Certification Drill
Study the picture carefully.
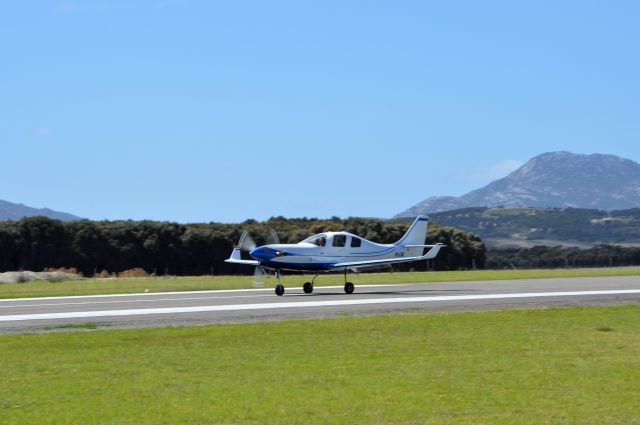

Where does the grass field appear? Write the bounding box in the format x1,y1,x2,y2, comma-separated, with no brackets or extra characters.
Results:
1,305,639,424
1,267,640,299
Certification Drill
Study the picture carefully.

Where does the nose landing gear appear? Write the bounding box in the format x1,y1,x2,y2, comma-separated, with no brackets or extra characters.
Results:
344,281,354,294
275,269,284,296
303,273,320,294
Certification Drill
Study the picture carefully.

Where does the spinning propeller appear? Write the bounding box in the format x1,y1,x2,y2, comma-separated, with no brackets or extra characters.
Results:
236,228,280,287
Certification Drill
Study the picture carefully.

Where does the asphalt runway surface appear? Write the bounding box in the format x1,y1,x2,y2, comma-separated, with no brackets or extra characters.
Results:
2,276,640,333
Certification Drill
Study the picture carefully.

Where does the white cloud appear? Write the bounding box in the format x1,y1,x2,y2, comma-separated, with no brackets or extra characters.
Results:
456,159,524,182
29,128,52,138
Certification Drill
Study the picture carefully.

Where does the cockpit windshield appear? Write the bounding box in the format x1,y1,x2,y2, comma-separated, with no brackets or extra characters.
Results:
302,234,327,247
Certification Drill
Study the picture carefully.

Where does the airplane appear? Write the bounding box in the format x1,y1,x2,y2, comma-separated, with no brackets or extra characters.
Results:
225,215,445,296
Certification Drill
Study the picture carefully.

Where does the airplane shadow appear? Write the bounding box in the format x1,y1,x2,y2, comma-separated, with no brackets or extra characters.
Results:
286,288,478,297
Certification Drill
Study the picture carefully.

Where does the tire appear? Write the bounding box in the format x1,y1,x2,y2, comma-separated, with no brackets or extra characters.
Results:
344,282,354,294
275,284,285,296
303,282,313,294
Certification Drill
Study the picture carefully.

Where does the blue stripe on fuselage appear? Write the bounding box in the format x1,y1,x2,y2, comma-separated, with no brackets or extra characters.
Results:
259,260,335,271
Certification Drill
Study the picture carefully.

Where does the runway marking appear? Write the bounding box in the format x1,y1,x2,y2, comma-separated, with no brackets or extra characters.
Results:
0,284,413,303
0,294,277,309
0,289,639,322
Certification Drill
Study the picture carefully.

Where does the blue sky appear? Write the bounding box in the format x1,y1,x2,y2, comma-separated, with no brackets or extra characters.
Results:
2,1,639,223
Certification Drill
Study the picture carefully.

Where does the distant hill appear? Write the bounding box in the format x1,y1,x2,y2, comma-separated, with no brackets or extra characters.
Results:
395,151,640,217
0,199,80,221
429,207,640,248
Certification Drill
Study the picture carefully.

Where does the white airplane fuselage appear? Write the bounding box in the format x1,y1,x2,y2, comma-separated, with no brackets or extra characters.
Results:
225,216,443,295
249,235,419,271
240,216,440,272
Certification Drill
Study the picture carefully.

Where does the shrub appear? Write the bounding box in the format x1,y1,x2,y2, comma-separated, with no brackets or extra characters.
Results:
118,268,149,278
44,267,79,275
97,270,112,279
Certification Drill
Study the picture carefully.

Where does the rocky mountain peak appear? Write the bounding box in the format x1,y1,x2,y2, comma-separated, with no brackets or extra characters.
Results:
394,151,640,218
0,199,80,221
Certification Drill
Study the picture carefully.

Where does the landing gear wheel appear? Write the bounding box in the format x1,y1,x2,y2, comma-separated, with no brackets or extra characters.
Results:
303,282,313,294
275,284,285,296
344,282,354,294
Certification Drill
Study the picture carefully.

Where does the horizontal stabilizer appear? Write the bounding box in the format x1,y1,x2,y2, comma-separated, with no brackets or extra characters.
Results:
403,244,437,248
225,248,260,265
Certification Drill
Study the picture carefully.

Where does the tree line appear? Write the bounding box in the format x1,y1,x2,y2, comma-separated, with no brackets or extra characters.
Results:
0,216,486,276
486,245,640,269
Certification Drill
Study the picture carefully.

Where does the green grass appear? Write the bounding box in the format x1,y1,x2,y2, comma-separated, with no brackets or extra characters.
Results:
1,267,640,299
1,306,640,424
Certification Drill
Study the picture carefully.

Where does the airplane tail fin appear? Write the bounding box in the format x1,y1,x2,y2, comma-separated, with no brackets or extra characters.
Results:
396,216,429,257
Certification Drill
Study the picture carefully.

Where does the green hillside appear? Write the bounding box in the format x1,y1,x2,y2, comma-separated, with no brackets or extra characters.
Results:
431,207,640,245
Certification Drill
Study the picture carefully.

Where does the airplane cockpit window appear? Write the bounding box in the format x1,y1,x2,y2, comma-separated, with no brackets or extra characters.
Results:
351,237,362,248
333,234,346,247
304,235,327,247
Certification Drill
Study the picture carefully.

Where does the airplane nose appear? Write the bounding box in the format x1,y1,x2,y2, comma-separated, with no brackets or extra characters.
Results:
249,246,273,261
249,247,261,260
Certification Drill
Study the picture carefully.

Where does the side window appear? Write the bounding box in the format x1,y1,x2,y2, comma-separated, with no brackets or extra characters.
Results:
308,235,326,247
333,235,346,247
351,237,362,248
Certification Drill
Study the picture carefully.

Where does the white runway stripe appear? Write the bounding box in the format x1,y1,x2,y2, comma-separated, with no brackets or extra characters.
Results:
0,284,411,303
0,289,639,322
0,294,276,309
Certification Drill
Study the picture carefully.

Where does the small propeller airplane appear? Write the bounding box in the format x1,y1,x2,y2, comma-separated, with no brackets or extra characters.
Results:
226,215,444,296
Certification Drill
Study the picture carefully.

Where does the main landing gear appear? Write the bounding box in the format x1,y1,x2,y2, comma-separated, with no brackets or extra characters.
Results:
273,269,355,296
343,268,354,294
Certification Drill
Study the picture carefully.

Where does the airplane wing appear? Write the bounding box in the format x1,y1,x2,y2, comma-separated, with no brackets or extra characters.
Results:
330,243,445,269
224,248,260,266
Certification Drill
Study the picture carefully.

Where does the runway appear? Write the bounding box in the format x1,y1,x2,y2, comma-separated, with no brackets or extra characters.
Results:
1,275,640,333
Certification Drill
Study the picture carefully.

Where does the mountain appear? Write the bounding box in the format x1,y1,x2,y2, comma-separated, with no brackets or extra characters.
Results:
0,199,81,221
395,151,640,217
